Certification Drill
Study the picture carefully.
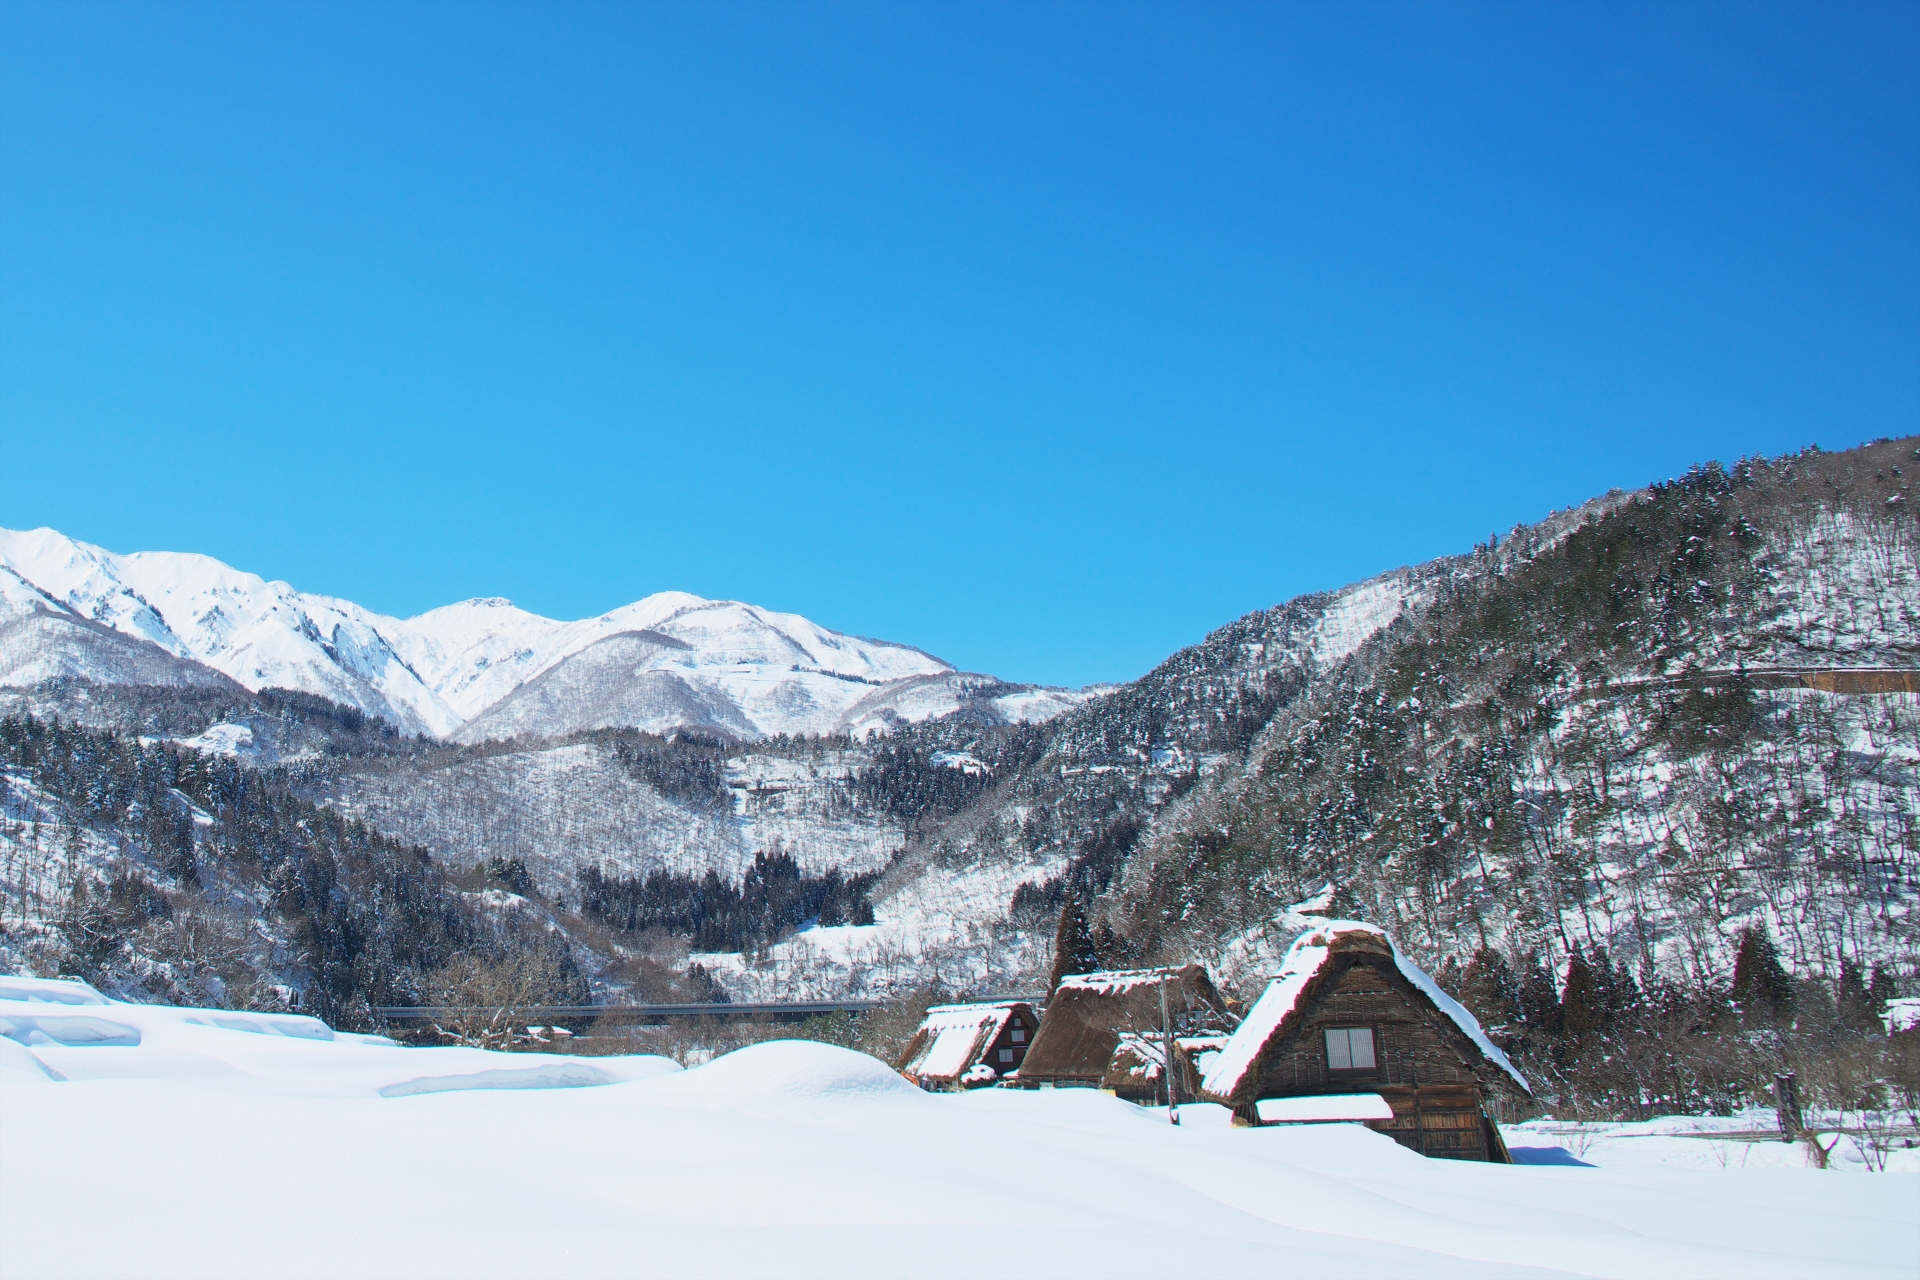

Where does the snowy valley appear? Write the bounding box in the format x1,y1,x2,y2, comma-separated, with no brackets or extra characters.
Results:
1,974,1913,1280
0,441,1916,1125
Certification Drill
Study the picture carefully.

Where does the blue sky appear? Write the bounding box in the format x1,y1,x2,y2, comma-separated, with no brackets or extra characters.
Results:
3,1,1915,688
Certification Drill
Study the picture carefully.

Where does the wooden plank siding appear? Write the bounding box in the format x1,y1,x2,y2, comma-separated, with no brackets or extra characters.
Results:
1242,963,1486,1096
1211,933,1524,1162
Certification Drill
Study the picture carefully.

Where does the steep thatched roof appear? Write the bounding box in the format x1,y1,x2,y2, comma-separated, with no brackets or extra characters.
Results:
1200,922,1529,1103
896,1001,1034,1085
1020,965,1228,1083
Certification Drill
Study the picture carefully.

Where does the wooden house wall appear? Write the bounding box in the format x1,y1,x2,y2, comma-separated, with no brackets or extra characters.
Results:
1238,954,1510,1162
1243,959,1488,1098
981,1005,1037,1077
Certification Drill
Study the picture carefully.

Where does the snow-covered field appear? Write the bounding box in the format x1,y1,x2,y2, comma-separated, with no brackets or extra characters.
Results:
3,979,1912,1280
1506,1113,1920,1175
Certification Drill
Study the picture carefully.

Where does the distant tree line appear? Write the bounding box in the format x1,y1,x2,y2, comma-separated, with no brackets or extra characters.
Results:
850,725,1046,836
576,849,878,953
1442,924,1916,1121
603,729,732,812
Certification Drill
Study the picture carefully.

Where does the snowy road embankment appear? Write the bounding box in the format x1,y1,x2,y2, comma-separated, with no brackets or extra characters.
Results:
1,981,1912,1280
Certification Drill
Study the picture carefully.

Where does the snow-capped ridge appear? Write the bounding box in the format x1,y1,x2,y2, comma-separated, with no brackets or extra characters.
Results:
0,527,1087,742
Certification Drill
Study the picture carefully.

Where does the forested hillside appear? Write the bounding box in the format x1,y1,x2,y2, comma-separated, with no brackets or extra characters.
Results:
1100,441,1916,982
1,440,1913,1079
0,714,582,1027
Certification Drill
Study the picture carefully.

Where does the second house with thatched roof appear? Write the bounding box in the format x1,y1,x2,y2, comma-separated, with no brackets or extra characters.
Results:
1199,921,1529,1161
1015,965,1235,1104
896,1000,1040,1090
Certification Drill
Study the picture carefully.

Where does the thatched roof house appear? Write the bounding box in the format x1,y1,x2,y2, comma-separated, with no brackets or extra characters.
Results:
1105,1031,1233,1104
896,1001,1039,1090
1017,965,1233,1103
1199,922,1529,1161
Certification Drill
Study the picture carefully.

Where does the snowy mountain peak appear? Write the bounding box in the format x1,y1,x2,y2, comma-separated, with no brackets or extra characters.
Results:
0,527,461,736
0,527,1072,741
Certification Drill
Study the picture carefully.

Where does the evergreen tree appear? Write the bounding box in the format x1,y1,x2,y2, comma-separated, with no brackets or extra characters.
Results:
1517,955,1563,1046
1867,965,1899,1013
1456,947,1521,1032
1729,925,1795,1022
1836,959,1881,1034
1048,893,1101,995
1560,947,1600,1041
1603,950,1641,1021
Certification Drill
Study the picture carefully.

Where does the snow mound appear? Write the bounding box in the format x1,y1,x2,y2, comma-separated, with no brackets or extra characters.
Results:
662,1040,921,1106
380,1063,627,1097
0,976,679,1098
0,1034,63,1083
0,976,111,1005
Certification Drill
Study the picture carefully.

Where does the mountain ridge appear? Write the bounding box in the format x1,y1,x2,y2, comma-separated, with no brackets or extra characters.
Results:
0,528,1093,741
1,439,1912,1039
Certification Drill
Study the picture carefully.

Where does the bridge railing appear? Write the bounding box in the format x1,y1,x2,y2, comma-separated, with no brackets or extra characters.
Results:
371,999,894,1026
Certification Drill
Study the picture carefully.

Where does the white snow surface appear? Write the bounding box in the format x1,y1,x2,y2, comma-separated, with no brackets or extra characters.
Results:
1257,1093,1396,1122
0,527,1091,741
3,980,1913,1280
1308,570,1425,670
1885,998,1920,1035
1203,921,1529,1099
168,722,259,759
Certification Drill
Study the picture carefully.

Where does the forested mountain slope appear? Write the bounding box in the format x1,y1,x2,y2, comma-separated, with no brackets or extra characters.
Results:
1,440,1912,1033
0,713,582,1025
1095,441,1917,997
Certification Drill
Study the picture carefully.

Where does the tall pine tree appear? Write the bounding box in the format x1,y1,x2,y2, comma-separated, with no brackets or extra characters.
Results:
1517,955,1564,1047
1048,893,1101,995
1836,959,1881,1034
1457,947,1521,1033
1560,947,1601,1042
1730,925,1795,1022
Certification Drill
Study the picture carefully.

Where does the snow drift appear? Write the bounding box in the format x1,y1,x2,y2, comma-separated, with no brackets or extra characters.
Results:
2,977,1912,1280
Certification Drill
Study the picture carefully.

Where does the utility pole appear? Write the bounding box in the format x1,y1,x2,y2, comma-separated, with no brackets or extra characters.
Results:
1160,974,1180,1126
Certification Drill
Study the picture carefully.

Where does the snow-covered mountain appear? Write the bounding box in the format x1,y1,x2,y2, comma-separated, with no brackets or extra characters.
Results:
0,527,1092,740
0,528,465,735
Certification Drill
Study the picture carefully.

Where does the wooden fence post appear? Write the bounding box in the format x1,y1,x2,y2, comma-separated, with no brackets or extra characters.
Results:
1773,1072,1802,1141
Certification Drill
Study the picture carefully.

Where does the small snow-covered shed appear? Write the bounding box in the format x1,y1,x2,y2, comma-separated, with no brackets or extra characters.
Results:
1199,922,1529,1162
895,1001,1039,1090
1017,965,1233,1103
1105,1032,1233,1105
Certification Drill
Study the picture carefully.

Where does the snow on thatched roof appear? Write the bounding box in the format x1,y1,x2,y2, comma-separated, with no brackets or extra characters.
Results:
899,1001,1025,1082
1200,921,1529,1098
1023,965,1228,1085
1056,967,1188,995
1109,1032,1233,1084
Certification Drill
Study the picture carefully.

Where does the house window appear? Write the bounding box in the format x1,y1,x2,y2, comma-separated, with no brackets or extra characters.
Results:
998,1048,1015,1063
1324,1027,1376,1071
1011,1028,1026,1043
